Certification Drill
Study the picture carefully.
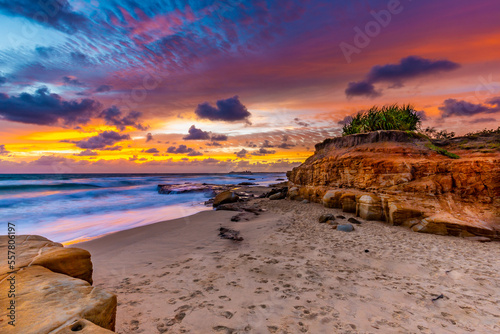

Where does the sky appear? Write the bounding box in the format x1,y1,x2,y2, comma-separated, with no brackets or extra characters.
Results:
0,0,499,173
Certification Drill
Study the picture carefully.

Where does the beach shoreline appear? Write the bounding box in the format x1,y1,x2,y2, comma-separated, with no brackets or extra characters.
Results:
75,190,500,333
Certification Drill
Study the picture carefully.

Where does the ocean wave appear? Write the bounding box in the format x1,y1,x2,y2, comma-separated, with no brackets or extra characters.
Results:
0,183,102,192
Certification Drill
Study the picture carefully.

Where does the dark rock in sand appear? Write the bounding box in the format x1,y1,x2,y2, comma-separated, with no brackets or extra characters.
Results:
216,203,242,212
269,192,286,200
348,217,362,225
319,214,335,224
219,227,243,241
231,215,241,222
238,182,256,186
302,200,309,204
432,294,445,302
337,224,355,232
337,215,345,219
217,203,262,215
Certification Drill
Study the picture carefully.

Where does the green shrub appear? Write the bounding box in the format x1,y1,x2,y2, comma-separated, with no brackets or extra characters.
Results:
426,143,460,159
464,126,500,138
342,104,421,136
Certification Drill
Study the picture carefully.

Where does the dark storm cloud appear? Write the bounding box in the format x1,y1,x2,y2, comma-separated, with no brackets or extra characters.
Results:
235,149,248,158
0,87,101,126
345,81,381,98
146,133,154,142
0,0,88,33
0,75,6,85
74,131,130,150
183,125,229,141
367,56,460,85
195,96,251,123
439,97,500,118
210,134,228,141
99,106,147,131
346,56,460,98
167,145,193,154
183,125,210,140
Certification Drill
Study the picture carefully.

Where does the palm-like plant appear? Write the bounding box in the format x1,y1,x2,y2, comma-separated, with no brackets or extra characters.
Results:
342,104,421,136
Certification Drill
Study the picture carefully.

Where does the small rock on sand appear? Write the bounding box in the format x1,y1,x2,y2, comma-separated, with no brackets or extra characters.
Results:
348,217,362,224
319,214,335,224
337,224,355,232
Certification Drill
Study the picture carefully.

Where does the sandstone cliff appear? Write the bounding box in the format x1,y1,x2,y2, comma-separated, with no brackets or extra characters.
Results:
288,131,500,239
0,235,116,333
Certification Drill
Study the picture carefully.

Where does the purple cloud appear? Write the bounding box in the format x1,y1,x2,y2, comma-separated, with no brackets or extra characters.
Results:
0,144,10,155
75,149,98,156
0,87,101,127
195,96,251,123
346,56,460,98
183,125,210,140
74,131,130,150
99,106,147,131
439,97,500,118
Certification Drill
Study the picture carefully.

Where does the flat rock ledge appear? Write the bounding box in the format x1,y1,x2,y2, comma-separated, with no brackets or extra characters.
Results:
0,235,116,334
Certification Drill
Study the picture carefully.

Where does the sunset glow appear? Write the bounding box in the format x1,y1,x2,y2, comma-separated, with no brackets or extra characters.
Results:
0,0,499,173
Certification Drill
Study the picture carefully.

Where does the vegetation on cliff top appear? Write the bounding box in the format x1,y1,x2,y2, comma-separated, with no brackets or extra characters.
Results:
341,104,421,136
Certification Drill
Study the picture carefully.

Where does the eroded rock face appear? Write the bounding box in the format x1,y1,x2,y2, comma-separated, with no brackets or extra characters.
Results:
0,235,117,333
288,131,500,239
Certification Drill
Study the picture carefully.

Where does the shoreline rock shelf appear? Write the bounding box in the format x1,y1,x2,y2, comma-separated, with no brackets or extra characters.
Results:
0,235,117,333
287,130,500,240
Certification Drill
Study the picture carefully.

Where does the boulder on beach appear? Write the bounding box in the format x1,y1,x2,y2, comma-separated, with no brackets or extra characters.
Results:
0,235,117,333
213,191,239,207
31,247,93,284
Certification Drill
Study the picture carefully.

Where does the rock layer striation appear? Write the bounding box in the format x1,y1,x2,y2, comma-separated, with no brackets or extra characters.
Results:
288,131,500,239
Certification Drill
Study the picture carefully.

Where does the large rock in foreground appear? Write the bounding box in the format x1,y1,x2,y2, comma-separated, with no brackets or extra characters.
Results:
288,131,500,239
0,235,116,333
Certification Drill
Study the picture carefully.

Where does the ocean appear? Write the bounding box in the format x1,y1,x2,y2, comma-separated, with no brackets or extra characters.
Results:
0,173,285,244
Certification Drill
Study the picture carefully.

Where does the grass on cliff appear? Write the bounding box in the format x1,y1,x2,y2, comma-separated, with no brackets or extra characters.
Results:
342,104,421,136
425,143,460,159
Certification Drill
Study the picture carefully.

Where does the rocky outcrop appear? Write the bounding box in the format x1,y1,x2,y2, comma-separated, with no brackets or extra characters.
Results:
213,190,240,207
158,183,231,194
0,235,117,333
288,131,500,240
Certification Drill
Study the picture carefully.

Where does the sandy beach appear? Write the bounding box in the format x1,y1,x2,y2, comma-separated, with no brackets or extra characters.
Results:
74,187,500,334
